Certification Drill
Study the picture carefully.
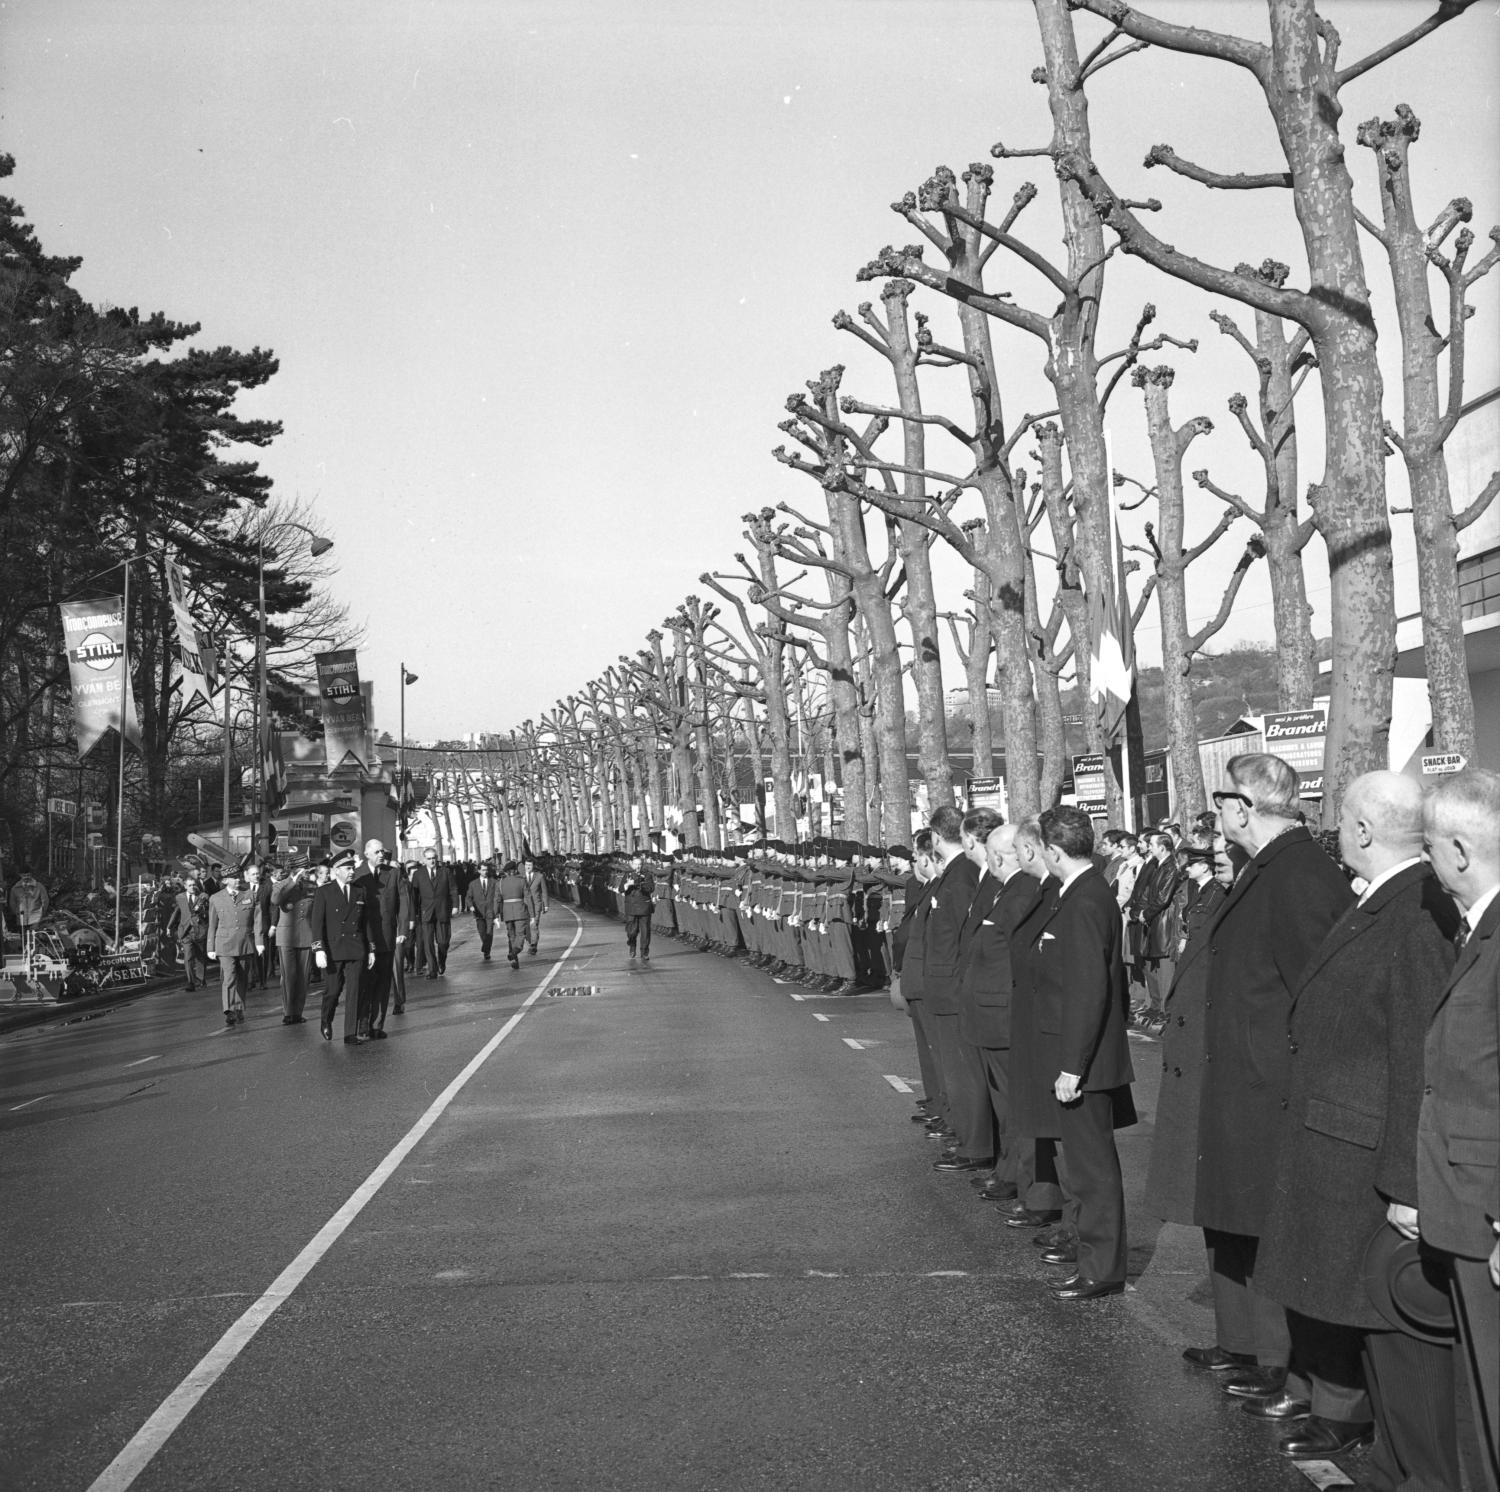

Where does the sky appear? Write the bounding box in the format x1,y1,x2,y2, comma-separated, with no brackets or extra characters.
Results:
4,0,1498,742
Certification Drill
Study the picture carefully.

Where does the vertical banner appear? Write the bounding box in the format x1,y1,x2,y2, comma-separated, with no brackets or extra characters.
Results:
315,649,370,769
164,559,217,707
60,597,141,758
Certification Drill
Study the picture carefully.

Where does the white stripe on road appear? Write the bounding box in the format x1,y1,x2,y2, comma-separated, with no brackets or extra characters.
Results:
123,1055,160,1068
882,1074,914,1094
812,1013,830,1022
85,909,586,1492
9,1093,52,1111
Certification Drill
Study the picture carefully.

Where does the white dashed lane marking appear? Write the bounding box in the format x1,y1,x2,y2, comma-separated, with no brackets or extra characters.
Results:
882,1074,914,1094
124,1055,161,1068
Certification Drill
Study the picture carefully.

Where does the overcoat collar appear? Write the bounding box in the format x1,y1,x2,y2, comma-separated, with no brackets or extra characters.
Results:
1210,822,1314,932
1289,860,1425,1008
1033,863,1105,935
1434,892,1500,1015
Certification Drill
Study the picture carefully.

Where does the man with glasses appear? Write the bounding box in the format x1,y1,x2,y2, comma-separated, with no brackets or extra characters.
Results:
1198,754,1353,1419
412,848,455,979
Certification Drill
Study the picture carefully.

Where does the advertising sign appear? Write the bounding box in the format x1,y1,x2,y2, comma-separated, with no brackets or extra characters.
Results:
1262,707,1327,797
60,597,141,758
164,560,217,708
967,775,1007,815
1421,752,1467,775
314,649,371,770
47,798,77,818
1070,753,1108,814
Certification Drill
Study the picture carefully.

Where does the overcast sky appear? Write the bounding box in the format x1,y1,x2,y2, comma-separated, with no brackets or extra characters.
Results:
5,0,1497,740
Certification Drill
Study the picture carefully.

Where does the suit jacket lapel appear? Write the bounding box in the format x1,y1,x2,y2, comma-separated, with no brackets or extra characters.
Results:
1433,895,1500,1014
1290,863,1421,1008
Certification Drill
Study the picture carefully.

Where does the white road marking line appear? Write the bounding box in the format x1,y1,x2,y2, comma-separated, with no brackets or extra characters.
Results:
882,1074,914,1093
842,1037,863,1050
9,1093,53,1111
924,1270,969,1277
84,909,586,1492
727,1272,772,1279
812,1013,830,1022
786,991,805,1001
124,1055,160,1068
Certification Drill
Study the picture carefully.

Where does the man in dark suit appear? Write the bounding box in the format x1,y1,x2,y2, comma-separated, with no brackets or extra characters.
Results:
1023,805,1135,1301
920,805,982,1167
466,861,499,961
522,856,547,955
957,822,1043,1202
891,831,942,1128
1416,769,1499,1492
1256,772,1458,1470
168,875,209,992
311,850,373,1044
358,838,411,1038
411,847,454,978
1201,753,1353,1401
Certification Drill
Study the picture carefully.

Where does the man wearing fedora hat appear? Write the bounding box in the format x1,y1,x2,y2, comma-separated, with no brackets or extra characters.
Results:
1414,769,1500,1492
1256,771,1460,1477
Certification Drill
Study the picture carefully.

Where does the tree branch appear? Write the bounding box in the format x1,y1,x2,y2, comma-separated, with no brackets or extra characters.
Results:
1143,143,1291,190
1336,1,1480,89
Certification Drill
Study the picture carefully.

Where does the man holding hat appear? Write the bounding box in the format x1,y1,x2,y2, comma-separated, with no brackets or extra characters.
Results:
312,850,374,1044
1255,771,1459,1474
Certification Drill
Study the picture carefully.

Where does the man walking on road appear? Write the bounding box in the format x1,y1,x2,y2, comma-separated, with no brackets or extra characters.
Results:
466,861,499,961
621,854,655,962
168,875,209,992
206,865,265,1028
523,856,547,954
412,848,454,977
312,850,373,1044
497,861,530,969
358,838,410,1037
272,862,317,1024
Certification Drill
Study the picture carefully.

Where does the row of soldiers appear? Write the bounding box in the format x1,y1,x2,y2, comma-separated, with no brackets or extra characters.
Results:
544,840,915,992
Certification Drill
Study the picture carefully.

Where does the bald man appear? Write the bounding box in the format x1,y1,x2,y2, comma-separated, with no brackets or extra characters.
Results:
1256,772,1460,1475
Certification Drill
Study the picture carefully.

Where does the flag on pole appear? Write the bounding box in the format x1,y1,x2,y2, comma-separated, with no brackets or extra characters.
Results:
1087,498,1136,748
164,559,216,708
60,597,142,757
398,767,417,830
262,728,288,813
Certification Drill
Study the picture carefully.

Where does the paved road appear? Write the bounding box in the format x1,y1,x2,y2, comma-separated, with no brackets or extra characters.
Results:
2,907,1336,1491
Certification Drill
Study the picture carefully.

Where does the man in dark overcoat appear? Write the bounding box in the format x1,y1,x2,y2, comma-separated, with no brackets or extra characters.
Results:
1256,772,1459,1471
1416,769,1500,1492
956,822,1042,1203
1144,841,1235,1368
410,847,454,977
1198,753,1353,1399
891,832,943,1129
1021,805,1136,1300
933,806,1006,1174
1005,820,1065,1228
919,806,981,1160
358,838,411,1038
465,861,499,961
311,851,373,1044
168,875,209,993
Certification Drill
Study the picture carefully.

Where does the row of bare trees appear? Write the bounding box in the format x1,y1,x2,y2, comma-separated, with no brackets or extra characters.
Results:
487,0,1495,853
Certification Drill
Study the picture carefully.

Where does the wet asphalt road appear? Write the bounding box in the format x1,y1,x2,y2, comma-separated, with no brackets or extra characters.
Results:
1,907,1332,1492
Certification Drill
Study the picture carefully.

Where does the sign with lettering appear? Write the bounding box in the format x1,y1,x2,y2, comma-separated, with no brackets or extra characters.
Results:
1070,753,1108,813
1262,707,1327,796
47,798,77,818
1421,752,1467,775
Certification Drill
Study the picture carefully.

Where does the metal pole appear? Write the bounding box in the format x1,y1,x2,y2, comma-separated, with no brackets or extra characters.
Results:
114,560,129,947
257,526,268,862
399,662,406,844
221,652,232,859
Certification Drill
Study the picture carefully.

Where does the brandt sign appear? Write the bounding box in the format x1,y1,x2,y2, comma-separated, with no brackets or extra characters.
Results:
1262,707,1327,794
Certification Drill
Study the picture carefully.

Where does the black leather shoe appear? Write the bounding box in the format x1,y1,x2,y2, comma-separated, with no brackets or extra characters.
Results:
933,1156,990,1172
922,1115,948,1129
369,1028,388,1040
1005,1208,1063,1229
320,1022,332,1041
974,1180,1017,1199
1041,1245,1079,1265
1033,1226,1072,1248
289,1016,307,1024
1277,1417,1373,1457
1241,1392,1313,1422
281,1016,293,1025
911,1112,934,1123
1182,1346,1256,1373
1050,1277,1123,1301
1222,1368,1288,1399
224,1013,235,1028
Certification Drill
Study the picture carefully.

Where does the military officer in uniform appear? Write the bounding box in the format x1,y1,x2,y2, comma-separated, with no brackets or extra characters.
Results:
312,850,374,1044
206,865,266,1028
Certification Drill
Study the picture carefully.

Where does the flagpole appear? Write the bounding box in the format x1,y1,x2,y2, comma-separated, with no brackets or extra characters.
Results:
114,560,129,948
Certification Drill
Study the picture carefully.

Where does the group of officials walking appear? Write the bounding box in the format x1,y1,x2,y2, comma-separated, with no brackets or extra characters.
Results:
170,843,548,1044
892,758,1499,1491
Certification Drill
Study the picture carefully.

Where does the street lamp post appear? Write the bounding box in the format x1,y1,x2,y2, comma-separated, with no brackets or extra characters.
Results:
399,663,418,842
256,518,332,863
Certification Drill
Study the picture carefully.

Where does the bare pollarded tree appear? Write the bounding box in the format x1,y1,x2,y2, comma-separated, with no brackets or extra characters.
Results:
1192,262,1320,711
1059,0,1483,814
1130,364,1264,818
1355,104,1500,760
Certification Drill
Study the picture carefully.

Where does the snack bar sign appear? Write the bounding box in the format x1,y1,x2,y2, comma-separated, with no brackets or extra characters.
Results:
1263,707,1327,797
